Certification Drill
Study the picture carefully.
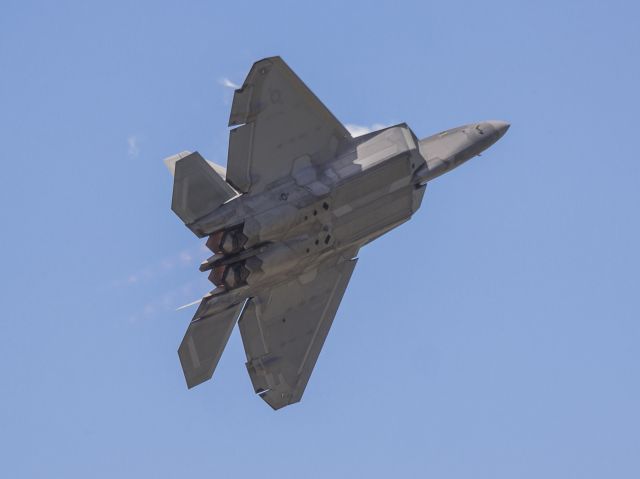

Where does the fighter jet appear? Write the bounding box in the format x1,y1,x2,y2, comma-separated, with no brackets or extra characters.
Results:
165,56,509,410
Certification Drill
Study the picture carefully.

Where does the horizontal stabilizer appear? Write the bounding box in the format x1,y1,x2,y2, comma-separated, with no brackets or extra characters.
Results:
178,300,246,389
170,151,237,225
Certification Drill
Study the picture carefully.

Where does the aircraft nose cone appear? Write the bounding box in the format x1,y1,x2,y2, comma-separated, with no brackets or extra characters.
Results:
487,120,510,139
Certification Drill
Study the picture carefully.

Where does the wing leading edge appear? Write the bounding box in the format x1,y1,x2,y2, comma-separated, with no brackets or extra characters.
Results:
238,256,358,410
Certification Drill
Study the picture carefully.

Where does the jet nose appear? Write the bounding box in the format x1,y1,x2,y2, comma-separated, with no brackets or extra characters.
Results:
487,120,510,139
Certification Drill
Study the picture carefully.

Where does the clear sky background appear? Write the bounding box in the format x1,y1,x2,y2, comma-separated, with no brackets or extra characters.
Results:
1,1,639,477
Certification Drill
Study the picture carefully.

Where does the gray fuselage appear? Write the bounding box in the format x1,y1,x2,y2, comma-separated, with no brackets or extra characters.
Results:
191,120,508,310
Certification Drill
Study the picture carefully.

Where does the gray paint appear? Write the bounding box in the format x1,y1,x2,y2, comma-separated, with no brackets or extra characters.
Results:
165,56,510,409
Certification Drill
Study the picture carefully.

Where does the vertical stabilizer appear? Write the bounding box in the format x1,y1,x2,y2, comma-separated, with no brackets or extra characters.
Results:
165,151,238,225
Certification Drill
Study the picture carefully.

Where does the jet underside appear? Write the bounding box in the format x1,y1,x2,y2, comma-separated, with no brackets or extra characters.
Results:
165,56,509,409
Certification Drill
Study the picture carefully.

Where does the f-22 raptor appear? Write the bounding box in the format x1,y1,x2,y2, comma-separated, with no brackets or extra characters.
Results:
165,56,509,409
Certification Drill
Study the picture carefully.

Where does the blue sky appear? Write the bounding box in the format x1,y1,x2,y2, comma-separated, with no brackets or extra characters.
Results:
1,0,639,477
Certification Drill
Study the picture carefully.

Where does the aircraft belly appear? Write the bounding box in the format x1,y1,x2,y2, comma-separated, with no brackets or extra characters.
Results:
330,154,416,246
333,185,415,245
169,57,511,409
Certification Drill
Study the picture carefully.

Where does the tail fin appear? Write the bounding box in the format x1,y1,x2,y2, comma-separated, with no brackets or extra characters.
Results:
164,151,238,225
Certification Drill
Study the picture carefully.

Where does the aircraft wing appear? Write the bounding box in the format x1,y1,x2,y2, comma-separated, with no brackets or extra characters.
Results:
226,56,351,194
238,255,358,409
